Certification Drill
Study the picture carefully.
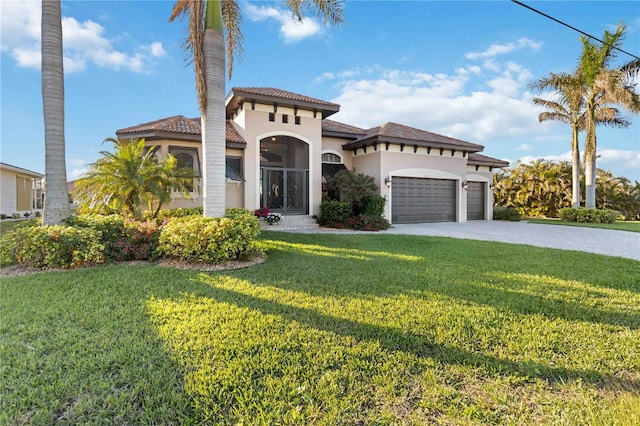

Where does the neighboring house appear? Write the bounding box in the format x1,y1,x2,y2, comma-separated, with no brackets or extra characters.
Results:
0,162,44,216
116,87,508,223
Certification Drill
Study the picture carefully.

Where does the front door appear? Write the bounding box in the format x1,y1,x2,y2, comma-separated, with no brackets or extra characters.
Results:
262,168,308,214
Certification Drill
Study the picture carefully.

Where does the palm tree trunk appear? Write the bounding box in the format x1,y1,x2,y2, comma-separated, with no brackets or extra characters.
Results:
41,0,71,225
584,107,597,208
201,3,226,218
571,128,581,208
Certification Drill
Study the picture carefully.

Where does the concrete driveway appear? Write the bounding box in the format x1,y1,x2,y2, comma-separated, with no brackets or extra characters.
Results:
295,221,640,261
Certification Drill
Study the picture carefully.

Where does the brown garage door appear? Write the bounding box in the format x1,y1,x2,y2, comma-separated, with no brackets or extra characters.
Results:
391,177,456,223
467,181,485,220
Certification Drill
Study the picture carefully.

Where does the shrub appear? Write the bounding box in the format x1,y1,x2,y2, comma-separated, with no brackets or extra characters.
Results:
254,207,270,218
318,200,352,226
561,208,620,224
64,214,164,261
159,210,260,264
361,195,386,217
493,206,521,221
150,207,203,222
328,169,377,214
5,225,104,268
343,215,390,231
0,214,7,220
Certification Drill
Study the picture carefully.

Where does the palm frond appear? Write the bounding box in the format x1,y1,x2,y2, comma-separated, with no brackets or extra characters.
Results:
222,0,243,78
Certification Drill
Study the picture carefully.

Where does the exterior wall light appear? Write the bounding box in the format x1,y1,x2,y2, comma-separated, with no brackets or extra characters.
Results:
489,183,495,190
462,180,468,190
384,176,392,188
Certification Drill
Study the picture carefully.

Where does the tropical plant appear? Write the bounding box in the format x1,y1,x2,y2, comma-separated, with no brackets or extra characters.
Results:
41,0,71,225
169,0,343,218
73,138,196,220
530,72,585,208
578,23,640,208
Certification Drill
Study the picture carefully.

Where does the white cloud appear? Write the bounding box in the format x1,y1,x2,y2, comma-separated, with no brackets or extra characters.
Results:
0,0,164,73
516,144,532,151
245,3,324,43
597,149,640,179
70,168,88,179
465,37,542,60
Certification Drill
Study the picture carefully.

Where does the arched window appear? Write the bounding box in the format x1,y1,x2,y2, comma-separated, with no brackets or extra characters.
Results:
321,152,342,164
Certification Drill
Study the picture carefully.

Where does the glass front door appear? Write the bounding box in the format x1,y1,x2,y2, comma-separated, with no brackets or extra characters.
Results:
261,168,307,214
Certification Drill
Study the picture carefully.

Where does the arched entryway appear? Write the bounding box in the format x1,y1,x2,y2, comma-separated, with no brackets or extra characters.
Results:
260,136,309,214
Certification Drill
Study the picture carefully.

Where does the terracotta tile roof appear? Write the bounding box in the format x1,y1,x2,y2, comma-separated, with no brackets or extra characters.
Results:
322,119,366,136
115,115,246,145
343,122,484,152
117,115,201,135
231,87,340,108
468,153,509,168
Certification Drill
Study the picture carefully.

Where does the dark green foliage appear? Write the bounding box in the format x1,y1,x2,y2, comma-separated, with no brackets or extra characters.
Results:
328,169,377,214
361,195,386,217
494,159,640,219
158,210,261,263
493,206,522,221
148,206,204,222
560,208,620,224
2,225,105,268
318,200,352,225
344,215,390,231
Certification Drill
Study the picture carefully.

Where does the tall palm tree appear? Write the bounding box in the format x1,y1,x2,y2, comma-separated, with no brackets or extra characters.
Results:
531,72,585,208
170,0,343,217
579,23,640,208
41,0,71,225
74,138,195,220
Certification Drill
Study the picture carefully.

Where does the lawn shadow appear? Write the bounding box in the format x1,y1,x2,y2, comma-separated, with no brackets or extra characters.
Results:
250,235,640,330
184,275,640,392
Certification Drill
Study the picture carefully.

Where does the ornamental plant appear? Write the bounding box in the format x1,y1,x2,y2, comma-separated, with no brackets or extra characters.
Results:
254,207,270,218
265,212,282,225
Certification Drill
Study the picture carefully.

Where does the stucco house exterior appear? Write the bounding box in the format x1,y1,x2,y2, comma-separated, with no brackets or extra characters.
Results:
0,162,44,216
116,87,508,224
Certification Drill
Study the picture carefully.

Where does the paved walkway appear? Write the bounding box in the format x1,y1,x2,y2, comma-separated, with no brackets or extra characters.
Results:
287,221,640,261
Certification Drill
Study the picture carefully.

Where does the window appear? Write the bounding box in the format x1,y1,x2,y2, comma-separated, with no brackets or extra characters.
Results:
268,112,275,122
169,146,200,193
321,152,342,164
295,116,301,125
282,114,288,124
226,156,244,182
16,176,31,211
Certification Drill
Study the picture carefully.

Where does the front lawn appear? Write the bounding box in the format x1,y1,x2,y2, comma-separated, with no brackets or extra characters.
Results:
2,232,639,424
525,217,640,232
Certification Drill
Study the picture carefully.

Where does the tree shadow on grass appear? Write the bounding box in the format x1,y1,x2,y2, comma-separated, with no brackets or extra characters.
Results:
185,276,640,393
248,236,640,330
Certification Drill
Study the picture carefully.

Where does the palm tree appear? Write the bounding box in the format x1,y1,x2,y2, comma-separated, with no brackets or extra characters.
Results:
41,0,71,225
531,72,585,208
73,138,195,220
579,23,640,208
169,0,343,217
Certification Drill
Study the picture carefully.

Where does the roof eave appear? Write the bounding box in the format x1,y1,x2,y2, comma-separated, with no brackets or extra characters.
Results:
343,135,484,152
227,91,340,119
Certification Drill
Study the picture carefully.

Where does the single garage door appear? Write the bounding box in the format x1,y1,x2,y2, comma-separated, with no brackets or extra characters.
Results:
467,181,485,220
392,177,456,223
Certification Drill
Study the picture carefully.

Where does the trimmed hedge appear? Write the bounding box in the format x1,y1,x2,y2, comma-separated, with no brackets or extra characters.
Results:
318,201,352,226
158,209,261,264
3,225,105,268
493,206,521,221
559,208,620,224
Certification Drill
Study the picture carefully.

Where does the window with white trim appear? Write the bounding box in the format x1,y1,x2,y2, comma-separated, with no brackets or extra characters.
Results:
321,152,342,164
169,146,200,193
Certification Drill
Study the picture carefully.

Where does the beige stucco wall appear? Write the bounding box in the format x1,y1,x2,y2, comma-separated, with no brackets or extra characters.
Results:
321,137,354,170
351,146,470,223
232,102,324,215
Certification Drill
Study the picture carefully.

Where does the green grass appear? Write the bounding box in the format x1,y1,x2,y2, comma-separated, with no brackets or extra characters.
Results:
2,231,639,425
525,217,640,232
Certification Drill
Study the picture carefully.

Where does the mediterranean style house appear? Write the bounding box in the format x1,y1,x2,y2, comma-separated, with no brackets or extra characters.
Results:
0,162,43,216
116,87,508,224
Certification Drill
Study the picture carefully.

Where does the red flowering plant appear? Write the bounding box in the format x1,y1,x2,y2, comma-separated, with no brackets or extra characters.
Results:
254,207,270,218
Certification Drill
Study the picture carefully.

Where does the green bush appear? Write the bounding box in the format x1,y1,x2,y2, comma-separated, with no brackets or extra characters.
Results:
149,207,203,222
158,211,260,264
5,225,105,268
318,200,352,226
344,215,390,231
493,206,521,221
64,214,164,261
561,208,619,224
361,195,386,217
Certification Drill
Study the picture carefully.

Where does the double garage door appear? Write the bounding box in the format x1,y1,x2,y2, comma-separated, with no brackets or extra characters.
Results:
391,177,486,223
391,177,456,223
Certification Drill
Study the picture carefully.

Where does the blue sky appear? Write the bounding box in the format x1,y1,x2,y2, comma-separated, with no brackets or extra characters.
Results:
1,0,639,181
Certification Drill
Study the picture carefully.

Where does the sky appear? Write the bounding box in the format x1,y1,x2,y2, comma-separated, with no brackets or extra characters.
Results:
1,0,639,182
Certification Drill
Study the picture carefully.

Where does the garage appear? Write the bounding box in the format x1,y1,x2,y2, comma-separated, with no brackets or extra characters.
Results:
391,177,457,223
467,181,485,220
